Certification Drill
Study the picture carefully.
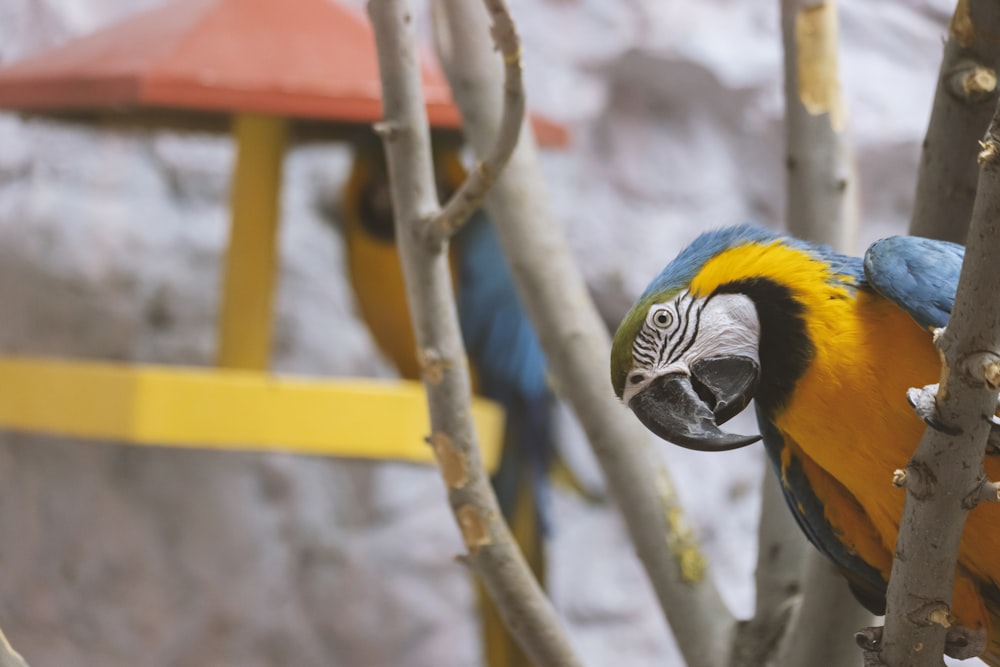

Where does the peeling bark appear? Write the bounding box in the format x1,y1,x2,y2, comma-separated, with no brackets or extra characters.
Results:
782,0,858,252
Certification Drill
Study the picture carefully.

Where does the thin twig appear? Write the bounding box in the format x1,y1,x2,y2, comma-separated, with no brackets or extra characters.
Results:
878,100,1000,667
909,0,1000,243
365,2,583,666
427,0,525,246
431,2,736,666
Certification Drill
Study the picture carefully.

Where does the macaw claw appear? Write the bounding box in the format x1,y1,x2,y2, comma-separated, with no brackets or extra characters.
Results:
906,384,963,436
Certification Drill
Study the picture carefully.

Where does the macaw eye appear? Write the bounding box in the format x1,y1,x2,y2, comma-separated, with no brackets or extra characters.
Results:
651,308,673,329
628,372,645,385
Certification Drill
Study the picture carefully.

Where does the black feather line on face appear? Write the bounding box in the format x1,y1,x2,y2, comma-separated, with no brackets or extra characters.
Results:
662,295,696,366
671,295,712,367
712,278,813,418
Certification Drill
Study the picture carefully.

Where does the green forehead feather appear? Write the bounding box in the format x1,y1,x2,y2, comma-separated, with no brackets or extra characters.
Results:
610,288,683,398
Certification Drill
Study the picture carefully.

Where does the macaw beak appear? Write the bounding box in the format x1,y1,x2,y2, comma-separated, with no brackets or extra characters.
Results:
629,356,761,451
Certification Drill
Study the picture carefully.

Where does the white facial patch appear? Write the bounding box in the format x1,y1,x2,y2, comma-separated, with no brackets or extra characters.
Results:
623,292,760,404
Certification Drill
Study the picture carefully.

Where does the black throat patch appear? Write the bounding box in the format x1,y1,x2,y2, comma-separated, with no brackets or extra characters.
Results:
712,277,813,418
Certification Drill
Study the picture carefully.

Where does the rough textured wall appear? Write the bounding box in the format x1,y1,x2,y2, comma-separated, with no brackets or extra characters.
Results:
0,0,962,666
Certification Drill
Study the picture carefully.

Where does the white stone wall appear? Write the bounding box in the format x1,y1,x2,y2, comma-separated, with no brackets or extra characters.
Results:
0,0,971,666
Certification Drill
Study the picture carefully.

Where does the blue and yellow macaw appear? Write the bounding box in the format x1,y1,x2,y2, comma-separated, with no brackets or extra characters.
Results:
610,224,1000,664
339,132,553,667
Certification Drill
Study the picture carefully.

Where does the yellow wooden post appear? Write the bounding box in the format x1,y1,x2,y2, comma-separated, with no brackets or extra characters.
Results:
217,113,289,370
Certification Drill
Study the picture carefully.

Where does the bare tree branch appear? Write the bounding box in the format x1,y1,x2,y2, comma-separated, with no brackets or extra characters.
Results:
365,2,583,665
779,555,869,667
432,2,737,666
875,102,1000,666
0,627,27,667
730,471,807,667
910,0,1000,243
781,0,858,251
733,473,870,667
754,470,809,621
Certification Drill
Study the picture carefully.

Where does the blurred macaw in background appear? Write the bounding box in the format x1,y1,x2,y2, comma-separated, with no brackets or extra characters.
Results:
610,224,1000,664
334,131,556,667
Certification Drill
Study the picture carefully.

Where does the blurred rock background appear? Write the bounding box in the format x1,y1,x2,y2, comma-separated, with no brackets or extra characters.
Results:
0,0,962,665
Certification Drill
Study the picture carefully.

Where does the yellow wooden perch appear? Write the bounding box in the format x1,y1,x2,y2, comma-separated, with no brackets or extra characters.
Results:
0,356,504,468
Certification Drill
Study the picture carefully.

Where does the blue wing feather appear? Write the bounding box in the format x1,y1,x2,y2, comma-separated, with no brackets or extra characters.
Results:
454,211,554,529
454,211,549,401
863,236,964,330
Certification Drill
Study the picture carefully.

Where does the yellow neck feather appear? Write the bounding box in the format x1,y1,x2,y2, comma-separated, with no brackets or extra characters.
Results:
689,240,856,302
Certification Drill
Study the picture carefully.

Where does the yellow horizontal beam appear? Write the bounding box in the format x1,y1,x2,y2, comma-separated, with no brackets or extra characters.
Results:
0,356,504,470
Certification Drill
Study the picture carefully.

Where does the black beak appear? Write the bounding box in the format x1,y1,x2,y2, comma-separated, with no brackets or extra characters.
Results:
628,356,761,451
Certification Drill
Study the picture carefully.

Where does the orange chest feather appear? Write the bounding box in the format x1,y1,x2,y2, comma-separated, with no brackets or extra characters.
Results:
772,290,1000,612
772,292,939,555
343,218,461,382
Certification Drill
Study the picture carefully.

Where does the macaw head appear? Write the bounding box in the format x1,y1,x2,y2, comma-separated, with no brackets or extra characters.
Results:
343,130,468,243
610,226,779,451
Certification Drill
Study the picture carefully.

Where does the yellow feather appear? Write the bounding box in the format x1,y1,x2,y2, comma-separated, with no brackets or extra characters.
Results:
341,146,467,382
342,155,423,379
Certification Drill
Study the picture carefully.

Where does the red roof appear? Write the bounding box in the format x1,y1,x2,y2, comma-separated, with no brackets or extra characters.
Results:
0,0,567,146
